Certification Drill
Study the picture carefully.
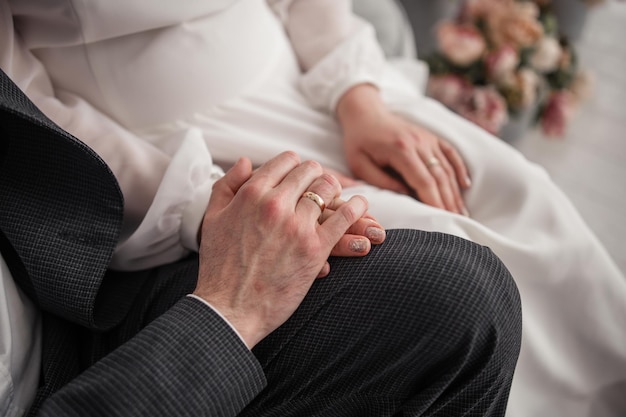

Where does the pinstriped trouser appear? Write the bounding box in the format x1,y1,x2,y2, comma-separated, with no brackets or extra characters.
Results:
113,229,521,417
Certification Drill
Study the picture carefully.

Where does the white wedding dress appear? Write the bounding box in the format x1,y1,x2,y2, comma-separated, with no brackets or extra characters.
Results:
2,0,625,416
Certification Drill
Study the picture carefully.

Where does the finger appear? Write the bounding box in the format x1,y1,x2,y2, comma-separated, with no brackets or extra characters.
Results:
423,152,461,214
440,152,467,215
207,157,253,213
435,150,468,216
295,172,342,224
249,151,302,189
440,139,472,189
388,147,446,210
325,198,378,222
317,261,331,278
277,159,326,207
322,210,386,246
329,234,371,257
317,195,369,248
350,154,411,195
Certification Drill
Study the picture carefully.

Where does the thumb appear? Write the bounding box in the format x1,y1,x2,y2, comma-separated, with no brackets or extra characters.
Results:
207,157,253,213
199,158,253,245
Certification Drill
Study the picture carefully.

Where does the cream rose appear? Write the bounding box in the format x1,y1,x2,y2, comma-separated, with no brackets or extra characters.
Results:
531,37,563,73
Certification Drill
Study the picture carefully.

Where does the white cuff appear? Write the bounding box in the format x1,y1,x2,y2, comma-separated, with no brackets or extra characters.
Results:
299,22,386,113
180,168,221,252
111,129,223,271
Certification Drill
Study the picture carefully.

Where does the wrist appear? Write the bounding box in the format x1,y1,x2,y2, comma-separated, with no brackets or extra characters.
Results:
192,292,262,349
336,83,386,125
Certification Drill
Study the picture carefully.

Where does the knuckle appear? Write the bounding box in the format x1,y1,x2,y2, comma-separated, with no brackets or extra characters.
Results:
341,204,359,224
317,173,341,195
320,172,339,187
301,159,322,174
282,150,301,164
260,195,285,220
392,135,413,152
340,196,366,223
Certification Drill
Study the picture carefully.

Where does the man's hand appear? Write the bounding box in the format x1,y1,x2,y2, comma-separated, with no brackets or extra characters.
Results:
193,152,376,349
337,84,472,216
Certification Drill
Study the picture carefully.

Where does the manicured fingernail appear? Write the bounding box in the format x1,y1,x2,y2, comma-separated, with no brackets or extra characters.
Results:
349,238,369,253
365,227,386,243
462,207,470,217
465,176,472,187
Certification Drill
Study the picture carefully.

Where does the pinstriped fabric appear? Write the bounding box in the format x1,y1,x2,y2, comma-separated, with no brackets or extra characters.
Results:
0,68,124,329
241,229,521,417
50,230,521,417
39,298,266,417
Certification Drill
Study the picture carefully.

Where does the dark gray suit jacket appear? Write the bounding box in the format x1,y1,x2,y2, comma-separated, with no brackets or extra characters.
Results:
0,68,266,416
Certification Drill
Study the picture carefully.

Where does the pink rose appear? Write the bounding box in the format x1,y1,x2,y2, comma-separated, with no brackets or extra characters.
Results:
541,91,575,137
436,22,487,67
455,86,509,135
485,45,520,82
426,74,469,108
427,77,508,134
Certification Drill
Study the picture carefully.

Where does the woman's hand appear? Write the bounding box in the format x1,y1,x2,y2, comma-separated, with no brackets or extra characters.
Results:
336,84,472,216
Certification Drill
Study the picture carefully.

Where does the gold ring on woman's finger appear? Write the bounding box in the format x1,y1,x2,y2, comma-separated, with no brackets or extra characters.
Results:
301,191,326,213
425,156,441,169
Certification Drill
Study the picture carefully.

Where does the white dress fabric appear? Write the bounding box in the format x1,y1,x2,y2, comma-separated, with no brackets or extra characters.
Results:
1,1,625,416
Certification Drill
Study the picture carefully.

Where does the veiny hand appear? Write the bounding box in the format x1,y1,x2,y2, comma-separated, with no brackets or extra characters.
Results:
337,84,472,216
193,152,374,348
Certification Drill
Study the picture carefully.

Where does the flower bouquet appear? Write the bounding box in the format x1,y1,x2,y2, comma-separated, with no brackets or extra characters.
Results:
424,0,593,139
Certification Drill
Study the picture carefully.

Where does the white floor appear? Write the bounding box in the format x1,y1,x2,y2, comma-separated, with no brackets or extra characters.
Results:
511,2,626,275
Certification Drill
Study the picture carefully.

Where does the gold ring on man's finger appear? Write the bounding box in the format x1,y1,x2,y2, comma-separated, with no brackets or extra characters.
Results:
301,191,326,213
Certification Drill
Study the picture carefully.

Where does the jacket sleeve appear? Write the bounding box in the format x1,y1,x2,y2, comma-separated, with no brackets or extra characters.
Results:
38,297,266,417
0,3,221,271
268,0,387,113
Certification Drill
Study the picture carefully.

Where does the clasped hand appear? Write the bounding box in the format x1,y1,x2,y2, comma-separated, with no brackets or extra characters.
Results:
193,152,386,349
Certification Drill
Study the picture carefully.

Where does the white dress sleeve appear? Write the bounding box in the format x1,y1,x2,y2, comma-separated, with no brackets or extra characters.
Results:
0,4,222,271
268,0,387,113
